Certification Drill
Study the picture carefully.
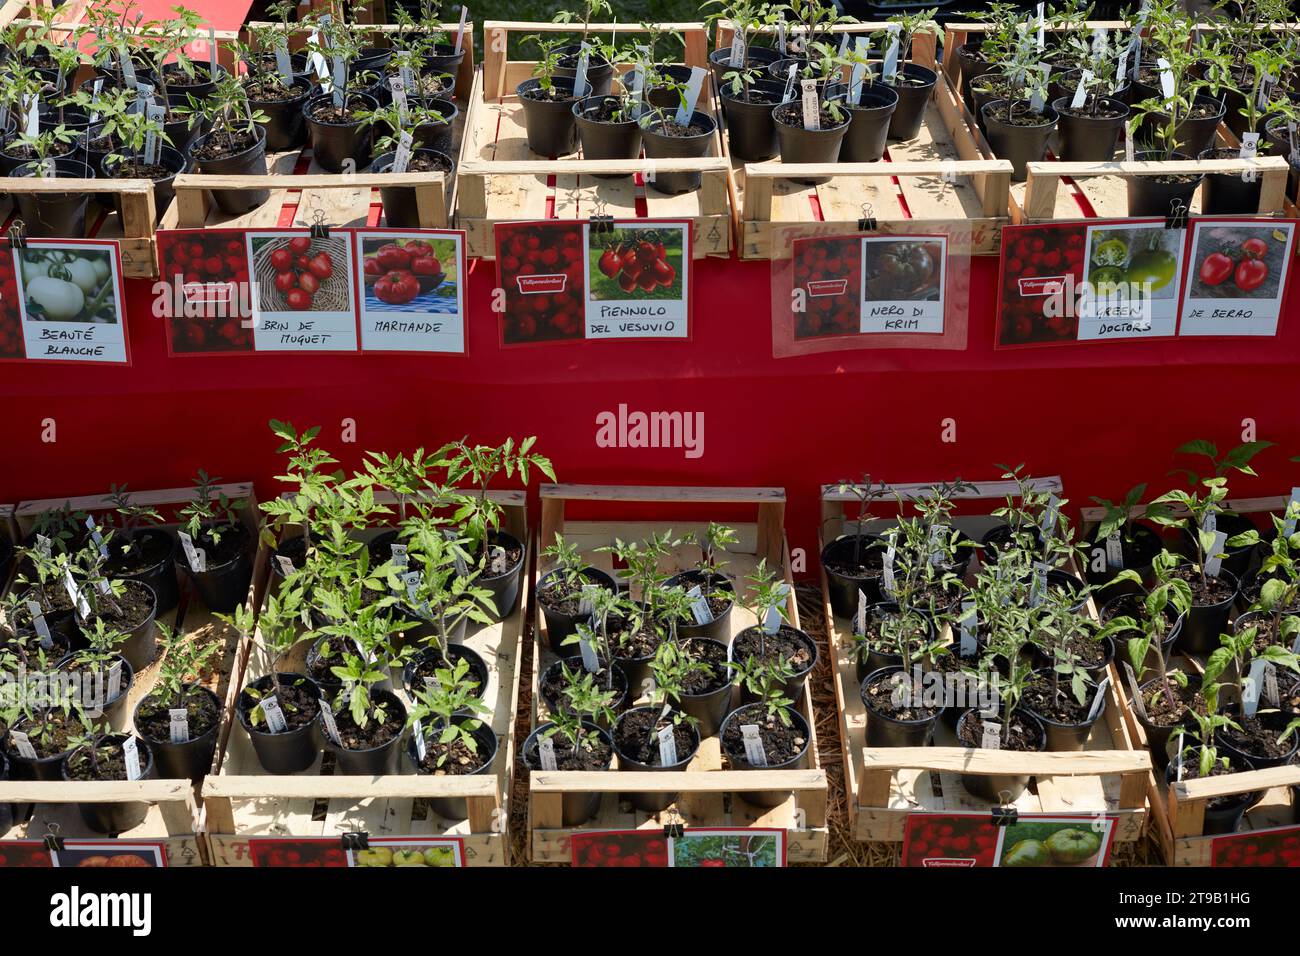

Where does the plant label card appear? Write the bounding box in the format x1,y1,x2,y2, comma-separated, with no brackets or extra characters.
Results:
245,836,463,867
902,813,1117,867
570,830,671,867
1178,220,1296,337
668,829,786,867
584,221,691,339
860,236,947,333
353,230,467,353
157,229,256,355
1210,823,1300,866
49,841,168,868
0,239,130,365
246,231,358,352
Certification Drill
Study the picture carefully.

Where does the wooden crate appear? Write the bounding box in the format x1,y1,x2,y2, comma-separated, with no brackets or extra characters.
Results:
714,23,1010,259
202,491,526,867
819,478,1151,847
458,21,732,260
0,482,258,866
526,484,829,864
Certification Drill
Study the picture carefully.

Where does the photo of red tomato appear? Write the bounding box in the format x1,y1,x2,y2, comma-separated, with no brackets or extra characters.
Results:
587,229,684,302
495,222,586,344
995,223,1088,346
1211,825,1300,867
902,814,1000,867
248,839,350,868
1189,225,1288,299
250,233,351,316
570,830,670,868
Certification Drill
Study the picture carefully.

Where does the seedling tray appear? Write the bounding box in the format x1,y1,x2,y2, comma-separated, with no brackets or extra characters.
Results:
0,483,257,866
526,484,828,864
820,478,1150,848
458,21,731,260
202,491,525,867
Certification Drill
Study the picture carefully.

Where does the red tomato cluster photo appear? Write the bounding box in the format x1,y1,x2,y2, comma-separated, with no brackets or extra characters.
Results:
569,830,670,867
792,236,862,339
266,236,336,312
996,224,1087,346
1212,826,1300,867
495,222,586,344
595,236,676,293
248,839,349,868
0,842,53,867
901,814,999,867
363,238,445,306
157,231,254,354
0,252,23,359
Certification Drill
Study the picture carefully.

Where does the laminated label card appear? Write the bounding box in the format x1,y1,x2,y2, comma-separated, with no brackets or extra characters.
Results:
1179,220,1295,337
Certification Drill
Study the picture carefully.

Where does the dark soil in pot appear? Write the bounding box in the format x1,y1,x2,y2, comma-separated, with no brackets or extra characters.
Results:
822,533,887,614
612,706,700,812
1133,674,1205,769
9,158,95,237
1021,669,1105,752
133,683,222,780
732,623,818,701
721,78,788,162
1052,96,1128,162
478,529,526,620
956,709,1047,802
188,126,269,214
407,98,458,156
1029,632,1115,681
884,63,937,141
82,579,158,672
642,63,693,109
245,76,314,152
1237,570,1300,616
839,84,899,162
1019,568,1087,612
677,637,735,737
304,92,377,172
104,528,179,613
101,146,187,226
1171,564,1239,656
1126,149,1202,216
236,673,322,774
516,77,578,156
982,99,1057,181
61,734,154,833
609,612,661,693
1084,522,1162,593
980,521,1042,559
708,45,781,89
159,63,226,99
1216,701,1300,769
56,653,133,729
720,703,811,806
852,602,936,684
773,101,849,182
407,717,497,820
641,111,717,194
1199,146,1267,215
4,711,84,780
175,520,253,613
574,95,642,173
520,721,613,825
540,656,628,727
164,99,208,158
373,148,454,228
1176,514,1258,581
0,132,78,177
538,565,618,651
554,45,614,96
970,73,1013,134
402,644,489,703
37,105,92,138
1166,752,1262,835
323,690,406,775
861,665,941,748
663,568,734,642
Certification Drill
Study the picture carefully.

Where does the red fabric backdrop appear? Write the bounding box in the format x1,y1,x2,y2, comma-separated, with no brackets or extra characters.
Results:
2,251,1299,572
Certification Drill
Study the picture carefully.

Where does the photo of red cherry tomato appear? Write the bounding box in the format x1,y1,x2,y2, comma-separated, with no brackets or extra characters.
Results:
1198,251,1234,286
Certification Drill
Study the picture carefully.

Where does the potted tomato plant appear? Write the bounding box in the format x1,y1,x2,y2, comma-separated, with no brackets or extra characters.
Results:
60,727,155,833
237,32,314,152
132,622,224,780
538,533,618,651
407,656,497,820
100,109,189,225
186,74,271,214
1167,709,1264,836
880,9,940,141
733,560,817,700
550,1,617,95
720,657,812,799
516,35,580,157
823,476,890,616
664,523,737,643
612,647,701,812
521,685,615,826
175,470,253,613
55,620,135,731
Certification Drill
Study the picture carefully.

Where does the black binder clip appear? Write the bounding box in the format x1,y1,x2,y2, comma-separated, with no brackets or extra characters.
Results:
44,825,65,852
990,806,1018,827
1165,198,1188,230
591,214,615,234
858,203,877,232
309,210,330,240
7,221,26,249
340,830,370,852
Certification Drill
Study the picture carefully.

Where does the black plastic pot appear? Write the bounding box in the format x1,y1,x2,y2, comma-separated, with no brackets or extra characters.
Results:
1165,753,1262,835
554,46,613,96
1151,96,1227,158
324,690,407,775
516,78,579,156
4,718,76,781
861,666,940,748
305,635,347,698
94,580,158,673
402,643,489,704
982,99,1057,182
1052,96,1128,162
720,78,788,161
708,46,782,90
521,721,613,825
9,158,95,238
102,146,187,226
1216,707,1300,770
664,569,734,643
1199,146,1264,215
37,106,92,139
164,97,207,158
677,638,735,738
969,74,1011,134
853,602,938,686
884,64,937,141
61,735,154,834
720,704,812,808
407,718,497,820
732,624,819,702
409,98,458,157
539,565,618,652
953,42,993,109
541,656,629,728
956,709,1048,802
351,47,394,84
105,528,180,613
774,102,849,183
613,706,701,813
1019,568,1088,613
304,92,377,173
839,85,899,162
188,127,269,215
1174,565,1239,657
480,529,526,620
423,43,466,83
237,673,323,775
1084,522,1163,594
1134,674,1199,770
822,533,887,616
641,111,717,195
373,148,455,228
1023,670,1105,753
1263,116,1300,197
574,95,642,173
159,63,227,100
641,64,693,110
133,684,222,780
1126,150,1202,217
56,653,133,730
175,522,254,613
612,645,656,698
249,79,314,152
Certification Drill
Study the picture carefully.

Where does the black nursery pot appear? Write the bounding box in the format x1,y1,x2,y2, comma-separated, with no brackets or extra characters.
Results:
134,685,223,781
664,568,735,643
708,45,782,89
821,533,887,616
102,146,188,226
720,78,788,162
373,149,455,229
1126,151,1203,217
402,644,489,703
1178,513,1259,582
1156,96,1227,159
1135,674,1199,770
423,43,466,83
956,709,1048,802
1199,147,1264,215
410,98,459,156
304,93,377,173
237,673,323,775
733,624,819,702
642,64,693,110
407,718,498,821
106,527,180,613
1023,672,1105,753
1052,96,1128,162
188,127,269,215
541,656,629,728
164,98,207,158
56,653,134,730
480,529,526,620
953,42,993,109
774,102,849,183
677,638,734,738
9,159,95,238
101,580,159,673
5,719,74,781
324,690,407,775
1083,522,1163,594
884,64,937,141
1174,566,1239,657
982,100,1057,182
250,79,314,152
838,85,899,162
175,522,254,613
539,565,618,652
573,95,643,173
613,706,701,813
521,722,613,826
1165,754,1262,835
61,735,154,834
159,63,227,100
853,603,938,686
516,78,578,157
37,106,92,140
555,45,614,96
861,666,940,748
720,704,812,808
641,111,717,195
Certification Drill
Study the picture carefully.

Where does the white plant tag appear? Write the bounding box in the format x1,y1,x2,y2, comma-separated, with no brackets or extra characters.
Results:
1283,487,1300,537
10,730,36,759
402,570,421,603
762,583,791,634
309,34,329,83
657,725,678,766
673,66,706,125
390,75,409,124
1129,36,1141,80
1239,132,1259,183
86,515,108,557
23,94,38,137
319,702,342,745
1203,530,1228,578
578,583,599,616
390,543,408,569
538,735,558,770
849,37,868,105
1105,532,1124,569
413,718,427,759
26,600,52,649
1243,658,1268,718
107,660,123,702
740,724,768,766
629,53,645,118
89,78,105,123
883,24,900,83
783,63,798,102
275,40,293,83
36,534,51,558
959,600,978,655
119,45,138,87
1036,2,1046,48
1257,72,1273,109
579,633,600,672
687,585,712,625
928,524,947,567
1115,49,1129,92
123,736,142,780
980,719,1001,749
178,531,207,572
777,19,787,54
855,588,868,635
1087,677,1111,722
275,554,296,577
392,130,414,173
63,569,91,618
169,708,189,744
728,31,744,67
883,541,897,597
207,25,218,77
1040,494,1060,535
1157,57,1175,99
572,44,591,99
260,695,289,733
144,103,166,165
800,78,819,130
1071,70,1093,110
454,5,469,53
331,56,346,106
1030,561,1049,607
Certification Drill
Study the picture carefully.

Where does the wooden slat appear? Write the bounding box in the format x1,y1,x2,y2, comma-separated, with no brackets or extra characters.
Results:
541,483,785,504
